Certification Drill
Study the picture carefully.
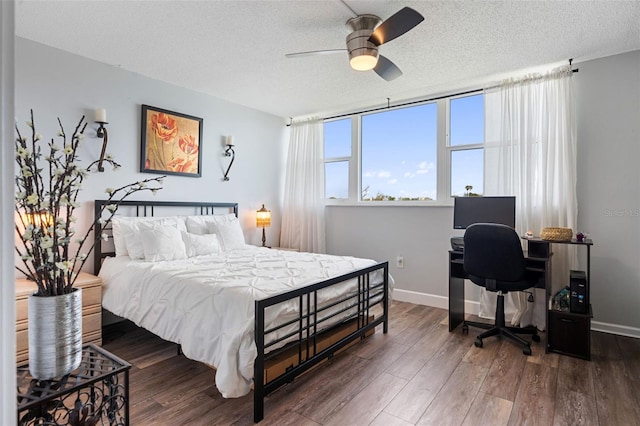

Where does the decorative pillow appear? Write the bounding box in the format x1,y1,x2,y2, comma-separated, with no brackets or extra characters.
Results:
184,214,237,235
122,217,187,260
140,227,187,262
181,232,221,257
208,219,246,251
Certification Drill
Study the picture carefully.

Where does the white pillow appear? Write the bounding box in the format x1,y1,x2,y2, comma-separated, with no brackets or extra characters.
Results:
123,217,187,260
140,227,187,262
112,216,186,257
208,219,246,251
181,232,221,257
184,214,237,235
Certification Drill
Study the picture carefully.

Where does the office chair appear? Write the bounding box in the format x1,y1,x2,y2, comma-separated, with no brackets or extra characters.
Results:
462,223,540,355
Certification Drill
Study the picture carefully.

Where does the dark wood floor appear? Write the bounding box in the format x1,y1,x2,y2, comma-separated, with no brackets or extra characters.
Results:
102,301,640,425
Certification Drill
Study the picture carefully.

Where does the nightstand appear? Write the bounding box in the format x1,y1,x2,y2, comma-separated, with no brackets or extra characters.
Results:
16,272,103,365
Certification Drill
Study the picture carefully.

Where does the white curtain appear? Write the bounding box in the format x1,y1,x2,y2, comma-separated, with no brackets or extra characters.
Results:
280,117,326,253
483,66,578,329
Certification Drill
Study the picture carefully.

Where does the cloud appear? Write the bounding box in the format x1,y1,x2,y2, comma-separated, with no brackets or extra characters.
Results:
416,161,435,174
363,170,392,178
388,179,398,184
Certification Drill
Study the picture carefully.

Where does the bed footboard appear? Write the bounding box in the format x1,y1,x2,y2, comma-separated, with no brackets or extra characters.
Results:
253,261,389,422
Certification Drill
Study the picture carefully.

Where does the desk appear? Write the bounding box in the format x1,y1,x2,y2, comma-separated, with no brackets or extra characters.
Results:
448,238,593,359
17,344,130,426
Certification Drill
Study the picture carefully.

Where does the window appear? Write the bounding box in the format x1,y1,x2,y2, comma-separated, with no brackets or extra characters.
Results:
324,92,485,203
361,104,437,201
324,119,351,199
449,94,484,197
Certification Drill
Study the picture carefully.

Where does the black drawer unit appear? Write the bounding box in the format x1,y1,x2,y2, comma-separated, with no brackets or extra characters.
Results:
547,306,592,360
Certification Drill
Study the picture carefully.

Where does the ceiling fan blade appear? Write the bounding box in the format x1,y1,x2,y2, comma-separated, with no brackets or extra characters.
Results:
369,7,424,46
285,49,347,58
374,55,402,81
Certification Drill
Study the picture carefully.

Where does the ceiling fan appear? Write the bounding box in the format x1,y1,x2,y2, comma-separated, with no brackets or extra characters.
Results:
285,2,424,81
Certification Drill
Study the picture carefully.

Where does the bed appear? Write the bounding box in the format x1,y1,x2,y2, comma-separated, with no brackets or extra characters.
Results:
93,199,389,422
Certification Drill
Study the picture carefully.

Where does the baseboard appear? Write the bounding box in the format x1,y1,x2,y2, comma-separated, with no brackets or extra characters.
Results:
393,289,639,338
592,321,640,339
393,289,480,315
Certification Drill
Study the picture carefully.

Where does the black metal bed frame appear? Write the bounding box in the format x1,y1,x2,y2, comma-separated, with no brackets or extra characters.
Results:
93,199,389,423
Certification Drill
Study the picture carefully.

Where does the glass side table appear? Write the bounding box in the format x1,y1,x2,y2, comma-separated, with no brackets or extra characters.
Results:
17,344,131,426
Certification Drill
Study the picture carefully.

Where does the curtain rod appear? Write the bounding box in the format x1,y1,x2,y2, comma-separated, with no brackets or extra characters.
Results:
286,61,578,127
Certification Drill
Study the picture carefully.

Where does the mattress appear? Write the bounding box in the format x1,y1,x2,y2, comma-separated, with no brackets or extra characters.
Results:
99,245,386,398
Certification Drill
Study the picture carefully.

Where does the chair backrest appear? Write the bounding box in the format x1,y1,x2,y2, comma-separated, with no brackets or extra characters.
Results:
463,223,527,282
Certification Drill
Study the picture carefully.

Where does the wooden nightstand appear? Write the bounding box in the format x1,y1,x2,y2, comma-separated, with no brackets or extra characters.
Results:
16,272,103,365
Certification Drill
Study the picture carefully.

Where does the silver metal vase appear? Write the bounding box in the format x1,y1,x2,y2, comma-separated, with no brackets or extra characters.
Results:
28,288,83,380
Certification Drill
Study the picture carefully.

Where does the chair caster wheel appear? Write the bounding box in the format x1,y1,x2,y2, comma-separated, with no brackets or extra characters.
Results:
462,325,469,334
523,346,532,356
532,334,541,343
474,338,483,348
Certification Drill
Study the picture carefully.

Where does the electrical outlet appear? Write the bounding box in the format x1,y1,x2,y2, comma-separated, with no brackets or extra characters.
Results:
396,255,404,268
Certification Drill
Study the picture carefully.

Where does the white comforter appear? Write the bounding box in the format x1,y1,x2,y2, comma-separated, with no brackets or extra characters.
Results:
99,246,385,398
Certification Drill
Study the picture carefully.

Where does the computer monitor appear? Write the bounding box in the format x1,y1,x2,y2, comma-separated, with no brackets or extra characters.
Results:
453,196,516,229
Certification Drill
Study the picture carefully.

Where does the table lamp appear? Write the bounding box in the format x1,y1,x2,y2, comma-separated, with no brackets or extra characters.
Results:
256,204,271,247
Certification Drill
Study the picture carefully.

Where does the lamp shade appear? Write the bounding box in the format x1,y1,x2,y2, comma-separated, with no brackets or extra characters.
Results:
25,210,54,229
256,204,271,228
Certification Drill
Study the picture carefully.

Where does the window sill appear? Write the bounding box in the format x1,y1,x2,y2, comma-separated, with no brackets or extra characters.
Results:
325,201,454,207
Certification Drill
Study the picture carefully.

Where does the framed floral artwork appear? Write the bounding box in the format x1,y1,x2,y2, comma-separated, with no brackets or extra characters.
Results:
140,105,203,177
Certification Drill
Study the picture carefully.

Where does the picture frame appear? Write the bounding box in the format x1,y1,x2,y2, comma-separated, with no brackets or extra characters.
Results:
140,104,203,177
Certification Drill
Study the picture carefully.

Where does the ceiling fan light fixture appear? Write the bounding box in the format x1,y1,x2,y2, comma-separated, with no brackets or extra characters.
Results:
350,52,378,71
346,25,380,72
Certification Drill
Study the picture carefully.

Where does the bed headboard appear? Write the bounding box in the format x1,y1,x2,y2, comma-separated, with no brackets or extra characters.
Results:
94,199,238,274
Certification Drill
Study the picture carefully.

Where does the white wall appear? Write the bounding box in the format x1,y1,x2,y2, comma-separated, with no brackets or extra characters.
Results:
575,50,640,336
15,37,288,267
326,50,640,336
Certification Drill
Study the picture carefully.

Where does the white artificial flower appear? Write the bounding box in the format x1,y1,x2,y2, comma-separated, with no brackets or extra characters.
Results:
21,166,33,177
51,143,60,151
69,216,77,223
55,228,66,238
41,236,53,249
138,181,147,188
26,193,39,205
98,218,106,225
151,189,158,195
105,154,113,161
78,253,87,261
106,204,118,213
113,164,121,171
105,187,114,195
64,145,73,155
17,147,28,158
22,229,33,241
35,133,42,141
77,134,85,141
21,254,33,261
101,233,109,242
57,131,63,137
55,260,73,271
26,120,33,128
54,168,64,177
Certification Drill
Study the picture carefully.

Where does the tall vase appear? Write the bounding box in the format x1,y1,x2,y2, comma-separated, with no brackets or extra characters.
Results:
28,288,83,380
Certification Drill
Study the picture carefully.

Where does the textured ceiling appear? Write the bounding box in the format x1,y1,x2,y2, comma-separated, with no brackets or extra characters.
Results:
16,1,640,118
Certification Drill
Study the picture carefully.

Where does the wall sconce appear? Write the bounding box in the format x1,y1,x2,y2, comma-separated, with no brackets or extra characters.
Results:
223,135,235,181
95,108,109,172
256,204,271,247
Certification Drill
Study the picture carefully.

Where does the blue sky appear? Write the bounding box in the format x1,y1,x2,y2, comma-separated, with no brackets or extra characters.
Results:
325,94,484,200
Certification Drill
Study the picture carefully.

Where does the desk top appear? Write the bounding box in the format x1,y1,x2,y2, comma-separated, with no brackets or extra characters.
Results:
523,237,593,246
